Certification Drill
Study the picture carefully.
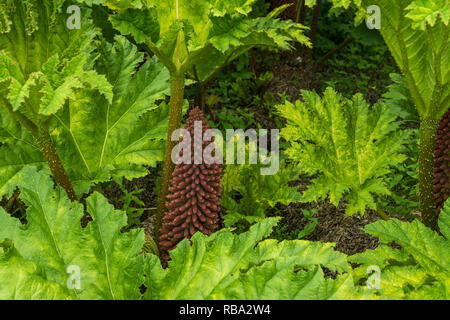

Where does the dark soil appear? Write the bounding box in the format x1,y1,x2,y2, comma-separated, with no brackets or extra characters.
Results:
101,166,160,237
265,51,320,99
275,200,380,255
266,174,408,257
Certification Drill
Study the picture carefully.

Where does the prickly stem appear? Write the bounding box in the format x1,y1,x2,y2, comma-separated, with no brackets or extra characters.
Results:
34,131,78,202
155,71,185,245
419,118,439,229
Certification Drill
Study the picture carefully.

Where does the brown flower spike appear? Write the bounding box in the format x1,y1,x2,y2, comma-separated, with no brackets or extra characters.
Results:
159,108,222,264
434,108,450,215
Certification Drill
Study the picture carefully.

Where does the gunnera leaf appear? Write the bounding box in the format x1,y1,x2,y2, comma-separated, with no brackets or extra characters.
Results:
278,87,409,216
349,206,450,299
0,167,146,300
145,218,360,300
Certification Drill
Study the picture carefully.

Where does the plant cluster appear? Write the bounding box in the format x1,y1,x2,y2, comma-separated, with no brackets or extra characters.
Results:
0,0,448,301
1,168,448,299
0,2,172,200
75,0,310,241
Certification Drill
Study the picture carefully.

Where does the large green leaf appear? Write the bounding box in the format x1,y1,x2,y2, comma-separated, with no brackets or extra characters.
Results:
225,265,357,300
0,108,45,196
0,3,171,196
0,167,146,300
185,13,310,83
0,240,72,300
405,0,449,30
0,1,145,196
364,219,449,277
144,218,358,300
278,88,409,215
78,0,309,83
0,1,112,121
349,207,450,299
50,36,171,194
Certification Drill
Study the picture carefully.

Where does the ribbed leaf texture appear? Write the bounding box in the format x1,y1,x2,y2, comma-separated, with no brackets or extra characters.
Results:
146,218,364,299
434,108,450,215
51,36,171,195
349,201,450,299
159,108,222,264
278,87,409,216
77,0,310,83
0,1,112,118
0,168,146,300
405,0,449,30
0,0,171,197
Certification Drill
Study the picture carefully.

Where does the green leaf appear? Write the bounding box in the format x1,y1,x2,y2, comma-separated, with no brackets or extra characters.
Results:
0,1,112,119
0,1,134,196
405,0,450,30
1,3,167,197
222,159,301,227
0,242,72,299
350,245,410,269
222,210,265,227
51,36,171,195
187,15,310,83
343,0,450,120
76,0,149,10
90,0,310,84
109,8,159,43
297,209,318,239
250,239,350,273
0,108,45,197
349,214,450,299
144,218,279,299
0,168,147,300
39,75,83,115
144,218,357,300
364,218,449,276
382,73,419,121
278,88,409,215
7,72,42,111
225,265,356,300
82,192,146,299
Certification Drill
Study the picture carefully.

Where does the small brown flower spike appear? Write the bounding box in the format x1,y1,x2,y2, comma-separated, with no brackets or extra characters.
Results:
434,108,450,215
159,107,222,264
